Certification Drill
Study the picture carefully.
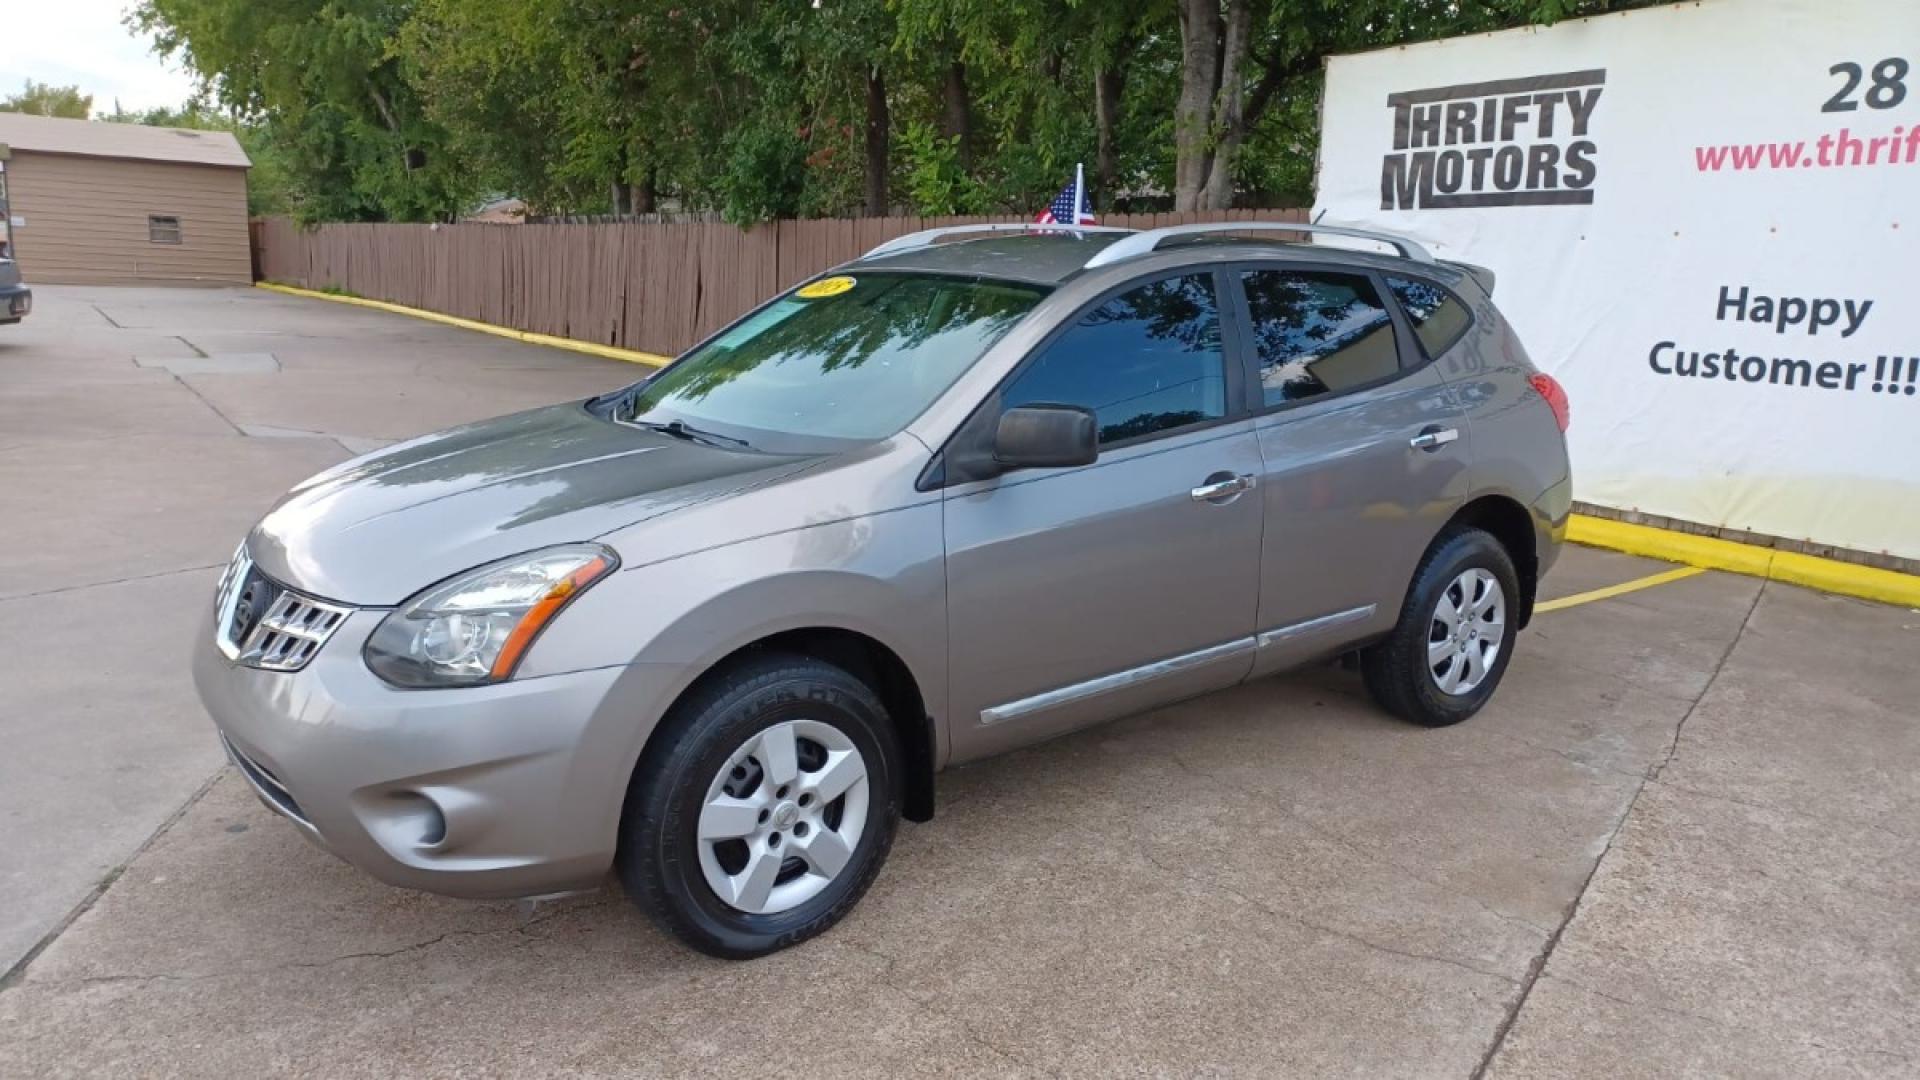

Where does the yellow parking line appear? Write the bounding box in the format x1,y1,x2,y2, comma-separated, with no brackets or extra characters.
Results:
255,282,669,367
1534,566,1707,614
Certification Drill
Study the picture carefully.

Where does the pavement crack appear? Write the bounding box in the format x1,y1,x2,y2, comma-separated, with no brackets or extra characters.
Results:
834,938,1056,1078
0,561,224,604
0,769,227,993
289,897,616,970
92,304,123,328
169,373,248,436
52,971,204,988
1482,731,1655,784
24,902,615,992
175,335,209,358
1647,580,1765,786
1133,844,1519,987
1468,579,1768,1080
292,930,491,969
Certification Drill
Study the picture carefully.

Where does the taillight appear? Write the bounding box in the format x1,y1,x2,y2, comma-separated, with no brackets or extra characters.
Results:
1528,373,1570,432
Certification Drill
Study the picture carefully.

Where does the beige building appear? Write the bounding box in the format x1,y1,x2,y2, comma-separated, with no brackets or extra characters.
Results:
0,112,251,285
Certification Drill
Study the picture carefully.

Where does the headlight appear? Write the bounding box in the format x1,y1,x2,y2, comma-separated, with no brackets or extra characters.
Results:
364,544,618,688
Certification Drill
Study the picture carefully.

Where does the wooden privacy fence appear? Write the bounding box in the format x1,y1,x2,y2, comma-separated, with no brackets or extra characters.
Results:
253,209,1307,358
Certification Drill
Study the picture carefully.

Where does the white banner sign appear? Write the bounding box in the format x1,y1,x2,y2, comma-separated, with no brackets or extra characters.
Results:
1314,0,1919,560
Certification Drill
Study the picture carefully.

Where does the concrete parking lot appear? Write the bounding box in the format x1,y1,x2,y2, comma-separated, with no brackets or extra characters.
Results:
2,285,1915,1077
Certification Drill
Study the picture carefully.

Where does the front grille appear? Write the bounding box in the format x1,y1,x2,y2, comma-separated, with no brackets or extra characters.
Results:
214,548,353,672
221,734,310,825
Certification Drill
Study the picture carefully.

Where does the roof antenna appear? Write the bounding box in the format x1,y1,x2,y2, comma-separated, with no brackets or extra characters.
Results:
1312,208,1327,223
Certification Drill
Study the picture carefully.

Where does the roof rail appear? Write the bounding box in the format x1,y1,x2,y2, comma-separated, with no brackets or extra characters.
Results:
1081,221,1434,269
864,222,1135,259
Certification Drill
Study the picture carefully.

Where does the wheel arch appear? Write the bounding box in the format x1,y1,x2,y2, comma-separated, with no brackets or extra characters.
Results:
1443,494,1539,627
636,626,938,825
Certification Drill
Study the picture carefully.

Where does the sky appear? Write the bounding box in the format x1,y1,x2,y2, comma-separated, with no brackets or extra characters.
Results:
0,1,200,115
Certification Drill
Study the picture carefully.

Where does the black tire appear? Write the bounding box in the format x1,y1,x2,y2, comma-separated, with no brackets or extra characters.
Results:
1362,526,1521,728
617,651,902,959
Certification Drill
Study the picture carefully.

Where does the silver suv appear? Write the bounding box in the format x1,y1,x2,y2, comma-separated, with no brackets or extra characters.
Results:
196,222,1571,958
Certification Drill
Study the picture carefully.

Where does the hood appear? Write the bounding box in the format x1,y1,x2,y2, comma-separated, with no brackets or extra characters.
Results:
249,402,820,604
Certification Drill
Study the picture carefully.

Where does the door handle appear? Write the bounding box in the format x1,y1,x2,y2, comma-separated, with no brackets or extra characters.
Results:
1190,474,1255,502
1409,426,1460,452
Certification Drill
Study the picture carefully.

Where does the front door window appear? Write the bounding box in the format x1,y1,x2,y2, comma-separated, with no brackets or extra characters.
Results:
1002,273,1228,445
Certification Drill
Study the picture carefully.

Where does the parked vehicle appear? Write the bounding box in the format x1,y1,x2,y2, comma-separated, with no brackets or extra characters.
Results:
195,222,1572,958
0,256,28,325
0,159,29,325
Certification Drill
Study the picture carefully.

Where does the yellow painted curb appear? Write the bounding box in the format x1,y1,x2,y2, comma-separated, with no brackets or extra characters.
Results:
255,282,669,367
1567,514,1920,609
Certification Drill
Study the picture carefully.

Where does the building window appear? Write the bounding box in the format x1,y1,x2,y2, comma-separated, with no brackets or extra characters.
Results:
149,215,183,244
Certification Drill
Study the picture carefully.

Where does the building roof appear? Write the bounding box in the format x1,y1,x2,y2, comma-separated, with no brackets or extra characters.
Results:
0,112,250,169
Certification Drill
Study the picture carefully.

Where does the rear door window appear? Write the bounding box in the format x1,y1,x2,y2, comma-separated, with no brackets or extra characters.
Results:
1002,272,1228,445
1387,276,1474,359
1239,270,1400,408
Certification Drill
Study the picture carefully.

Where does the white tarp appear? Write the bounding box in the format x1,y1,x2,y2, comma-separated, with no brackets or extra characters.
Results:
1314,0,1919,560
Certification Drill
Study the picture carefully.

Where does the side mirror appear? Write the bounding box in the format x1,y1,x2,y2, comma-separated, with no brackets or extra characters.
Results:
993,405,1098,469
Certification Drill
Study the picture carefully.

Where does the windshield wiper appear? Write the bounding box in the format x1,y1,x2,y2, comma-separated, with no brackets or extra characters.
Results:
624,418,752,450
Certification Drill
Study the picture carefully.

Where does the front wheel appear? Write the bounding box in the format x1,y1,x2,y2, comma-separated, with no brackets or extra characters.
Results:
617,652,901,958
1362,527,1520,727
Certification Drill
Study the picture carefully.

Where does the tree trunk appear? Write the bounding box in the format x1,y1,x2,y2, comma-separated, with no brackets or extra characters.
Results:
941,61,973,171
634,166,657,214
610,180,631,217
864,65,890,216
1201,0,1252,208
367,83,416,177
1094,65,1124,211
1173,0,1221,211
1174,0,1260,210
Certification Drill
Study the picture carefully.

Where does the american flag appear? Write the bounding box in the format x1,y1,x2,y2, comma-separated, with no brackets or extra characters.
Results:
1034,163,1097,225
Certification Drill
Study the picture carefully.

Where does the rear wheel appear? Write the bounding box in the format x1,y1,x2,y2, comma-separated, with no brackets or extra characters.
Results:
1362,527,1519,727
618,652,901,958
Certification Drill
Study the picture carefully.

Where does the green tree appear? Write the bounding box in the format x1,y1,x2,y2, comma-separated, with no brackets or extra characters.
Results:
0,81,94,119
134,0,478,222
400,0,898,223
127,0,1678,223
1170,0,1671,209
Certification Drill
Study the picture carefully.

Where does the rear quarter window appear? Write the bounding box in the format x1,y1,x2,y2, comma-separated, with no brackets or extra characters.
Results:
1240,270,1399,408
1387,277,1474,360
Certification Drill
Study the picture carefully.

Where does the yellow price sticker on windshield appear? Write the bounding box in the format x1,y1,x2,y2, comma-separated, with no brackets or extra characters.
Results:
796,275,856,299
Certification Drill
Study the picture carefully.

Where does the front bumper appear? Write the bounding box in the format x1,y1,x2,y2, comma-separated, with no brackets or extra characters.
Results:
0,284,29,323
193,608,653,899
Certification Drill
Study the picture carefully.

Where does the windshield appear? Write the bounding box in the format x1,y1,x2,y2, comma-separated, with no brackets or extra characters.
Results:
618,273,1046,443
